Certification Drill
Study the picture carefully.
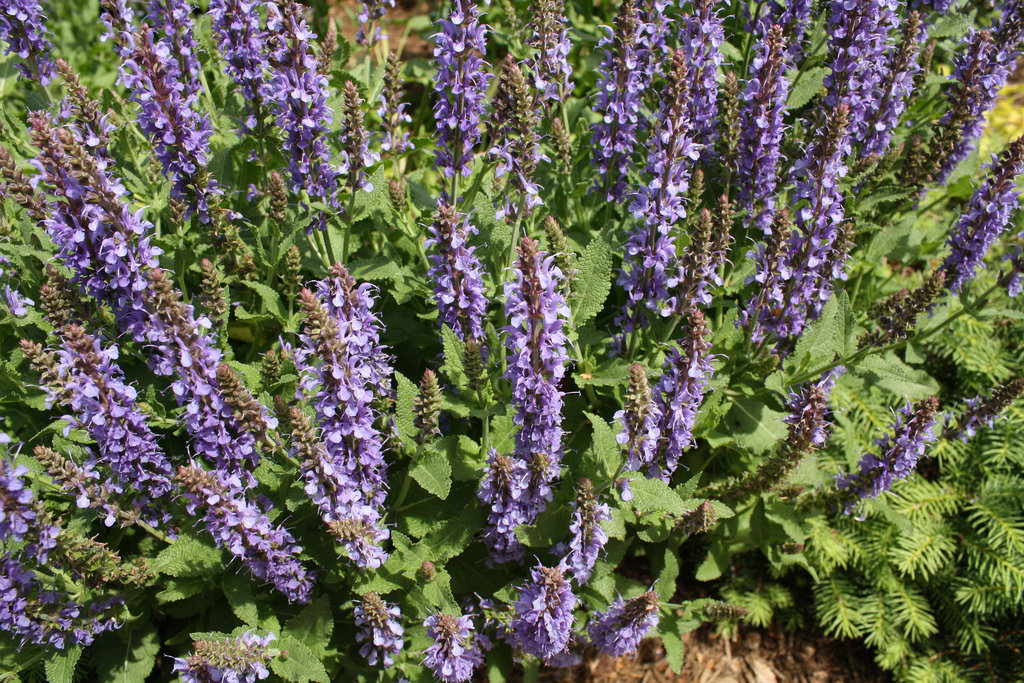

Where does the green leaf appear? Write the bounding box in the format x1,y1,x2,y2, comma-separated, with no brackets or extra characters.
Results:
629,478,693,516
284,596,333,658
240,280,286,319
410,446,453,499
931,13,971,38
154,534,223,577
719,397,789,454
789,292,856,372
223,574,260,626
440,324,468,389
93,622,160,683
412,503,484,563
45,646,81,683
695,545,732,581
272,636,330,683
584,411,621,479
571,236,613,325
852,353,938,400
395,371,418,449
865,215,918,262
787,66,828,109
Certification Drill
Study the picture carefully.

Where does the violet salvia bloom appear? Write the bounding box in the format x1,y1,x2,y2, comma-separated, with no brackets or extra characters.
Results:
209,0,270,134
591,0,648,202
821,0,899,144
507,562,577,662
587,591,660,657
99,0,136,58
425,202,488,342
679,0,725,150
941,137,1024,295
737,24,789,236
0,0,55,84
525,0,573,103
860,11,924,157
565,479,610,584
1,458,49,547
264,0,339,223
617,363,662,477
652,309,714,480
944,377,1024,441
837,397,940,509
172,631,276,683
176,465,314,603
146,0,203,99
615,49,698,340
757,0,812,62
56,58,116,162
784,367,844,453
339,81,379,198
357,0,394,46
489,55,545,222
118,26,220,222
422,613,484,683
354,592,405,667
478,450,531,563
670,197,733,316
432,0,491,189
0,259,33,316
378,51,413,154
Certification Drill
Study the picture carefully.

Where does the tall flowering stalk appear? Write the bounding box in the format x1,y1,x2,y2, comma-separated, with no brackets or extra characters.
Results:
433,0,490,199
425,202,488,342
354,592,405,667
489,55,544,222
679,0,725,149
860,11,924,157
587,591,660,657
615,49,698,342
422,613,484,683
209,0,270,134
339,81,379,213
0,0,55,83
944,378,1024,441
940,136,1024,295
478,450,530,563
737,24,789,236
670,197,732,315
756,0,812,62
356,0,394,46
525,0,573,104
146,0,203,99
617,363,661,477
176,465,314,603
172,631,277,683
564,478,610,584
507,562,577,661
379,51,412,155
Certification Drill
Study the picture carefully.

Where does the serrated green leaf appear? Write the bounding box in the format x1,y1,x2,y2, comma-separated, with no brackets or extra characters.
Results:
93,622,159,683
853,353,938,400
240,280,286,319
45,645,81,683
272,636,330,683
695,545,731,581
284,596,333,658
440,324,468,389
223,574,260,626
154,534,223,577
629,478,692,516
411,446,452,499
395,371,418,449
572,237,613,325
787,66,828,109
411,503,483,562
931,13,971,38
719,397,789,454
584,411,621,479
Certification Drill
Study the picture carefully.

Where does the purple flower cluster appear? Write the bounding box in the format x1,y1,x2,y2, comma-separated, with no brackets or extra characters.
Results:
944,377,1024,441
507,562,577,662
651,310,714,480
565,478,610,584
525,0,573,103
478,450,529,563
294,265,392,566
756,0,812,62
784,367,844,453
822,0,899,144
0,0,54,83
737,24,789,236
265,0,339,222
1,458,59,558
173,631,276,683
425,202,488,342
617,363,661,477
354,592,405,667
587,591,660,657
432,0,491,190
679,0,725,149
941,137,1024,295
378,51,413,154
209,0,270,134
422,613,484,682
860,12,924,157
146,0,203,100
356,0,395,46
0,256,33,317
177,465,314,603
490,56,545,222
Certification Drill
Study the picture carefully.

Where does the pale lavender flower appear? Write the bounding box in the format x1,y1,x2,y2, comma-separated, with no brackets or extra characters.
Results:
944,378,1024,441
1,258,33,316
565,479,610,584
422,613,484,683
356,0,394,46
490,55,546,222
860,11,925,157
525,0,573,103
354,592,405,667
426,202,488,342
378,51,412,154
507,562,577,662
756,0,813,62
0,0,54,83
1,458,52,549
209,0,270,134
99,0,136,58
172,631,276,683
679,0,725,149
587,591,660,657
146,0,203,99
478,450,531,563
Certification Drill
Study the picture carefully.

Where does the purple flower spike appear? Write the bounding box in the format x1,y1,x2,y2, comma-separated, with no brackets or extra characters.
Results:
173,631,277,683
426,202,488,342
564,479,610,584
379,51,413,155
355,592,405,668
210,0,270,134
177,465,314,603
941,137,1024,295
679,0,725,150
860,11,924,157
617,363,662,477
837,397,940,510
0,0,55,83
432,0,491,191
756,0,812,62
587,590,660,657
478,450,531,563
508,562,577,662
356,0,394,46
146,0,203,99
422,613,484,683
525,0,573,103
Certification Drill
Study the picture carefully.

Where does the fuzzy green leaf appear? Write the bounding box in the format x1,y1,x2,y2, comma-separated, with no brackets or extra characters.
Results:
584,411,621,480
411,446,453,499
45,646,81,683
787,66,828,109
395,371,418,449
284,596,333,658
154,534,223,577
440,324,468,389
92,622,160,683
272,636,330,683
572,236,613,325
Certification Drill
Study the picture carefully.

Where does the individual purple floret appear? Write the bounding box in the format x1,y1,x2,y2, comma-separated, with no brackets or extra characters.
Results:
564,478,610,584
587,590,660,657
425,202,488,342
617,363,662,477
172,631,276,683
176,465,314,603
822,0,898,144
737,24,789,236
525,0,573,103
0,258,33,317
941,137,1024,295
209,0,270,134
379,51,413,155
432,0,491,194
755,0,812,62
99,0,136,58
679,0,725,150
651,310,714,480
478,450,531,563
0,0,55,83
860,11,924,157
507,562,577,662
591,0,647,202
837,397,940,509
615,49,698,341
1,457,55,552
356,0,394,46
265,0,339,227
118,25,220,223
354,592,405,668
422,613,484,683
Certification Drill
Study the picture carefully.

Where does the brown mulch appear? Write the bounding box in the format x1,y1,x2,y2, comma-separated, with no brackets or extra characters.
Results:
548,626,888,683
